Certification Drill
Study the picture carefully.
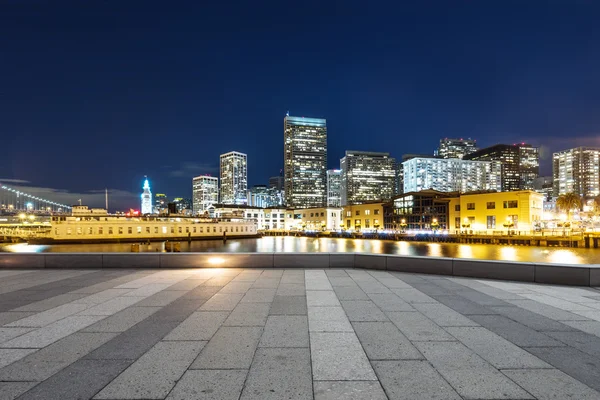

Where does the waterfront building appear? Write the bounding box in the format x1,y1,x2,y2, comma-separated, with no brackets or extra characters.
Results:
192,175,219,215
402,157,501,193
284,115,327,208
552,147,600,199
464,143,540,191
220,151,248,205
384,190,456,231
340,151,397,205
326,169,342,207
141,178,152,215
447,190,543,233
262,208,288,230
288,207,342,231
342,201,385,231
436,138,478,159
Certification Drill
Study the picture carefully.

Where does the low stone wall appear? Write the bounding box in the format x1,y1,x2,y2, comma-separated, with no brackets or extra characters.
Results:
0,252,598,286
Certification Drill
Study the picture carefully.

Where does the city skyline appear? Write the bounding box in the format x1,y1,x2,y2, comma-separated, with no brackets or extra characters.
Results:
2,2,600,210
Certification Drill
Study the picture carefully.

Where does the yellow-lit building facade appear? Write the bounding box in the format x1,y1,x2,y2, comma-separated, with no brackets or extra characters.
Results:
342,202,385,231
286,207,342,231
448,190,543,233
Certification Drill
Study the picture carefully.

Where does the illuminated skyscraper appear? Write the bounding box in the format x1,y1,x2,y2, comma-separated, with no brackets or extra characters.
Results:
340,151,397,205
220,151,248,205
327,169,342,207
437,138,478,159
192,175,219,214
284,115,327,208
553,147,600,198
141,178,152,214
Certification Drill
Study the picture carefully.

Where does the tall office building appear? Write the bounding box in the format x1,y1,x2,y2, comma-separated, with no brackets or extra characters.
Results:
140,178,152,214
402,157,502,193
437,138,478,159
464,144,540,191
340,151,397,205
553,147,600,198
269,175,284,191
192,175,219,214
154,193,168,214
284,115,327,208
326,169,342,207
220,151,248,205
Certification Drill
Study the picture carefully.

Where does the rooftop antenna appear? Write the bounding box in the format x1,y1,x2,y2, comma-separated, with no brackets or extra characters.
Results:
286,110,290,117
78,199,82,206
105,188,108,211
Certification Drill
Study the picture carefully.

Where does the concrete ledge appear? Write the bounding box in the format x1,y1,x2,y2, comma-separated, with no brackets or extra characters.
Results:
0,254,45,268
452,258,535,282
387,255,453,275
355,254,386,270
45,254,103,269
535,264,591,286
274,253,329,268
590,267,600,287
329,253,355,268
160,253,274,269
103,254,160,268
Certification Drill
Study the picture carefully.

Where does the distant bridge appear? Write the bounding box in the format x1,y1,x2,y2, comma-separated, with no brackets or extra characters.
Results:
0,184,72,213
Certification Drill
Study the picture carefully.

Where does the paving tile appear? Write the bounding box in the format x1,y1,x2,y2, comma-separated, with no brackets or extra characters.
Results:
198,293,244,311
280,271,305,284
391,288,436,303
6,303,90,327
307,290,340,307
546,330,600,358
368,271,412,289
373,360,461,400
508,299,588,321
269,295,307,315
166,369,247,400
367,293,414,311
165,279,206,291
431,294,498,315
191,326,262,369
240,288,277,303
386,311,455,341
13,293,89,312
328,277,357,287
224,303,270,326
203,275,235,287
0,332,116,381
355,282,391,294
415,341,534,399
241,348,312,400
313,381,387,400
469,314,565,347
251,278,280,289
135,290,188,307
0,348,37,369
305,271,333,290
220,281,254,294
340,300,388,321
352,322,422,360
164,311,229,341
0,327,35,344
276,283,306,296
308,306,354,332
503,368,600,400
78,296,145,316
563,320,600,337
72,288,134,305
259,316,309,347
16,358,132,400
0,382,37,400
310,331,377,381
82,306,160,333
412,302,479,327
333,287,369,300
95,341,205,399
446,326,551,369
0,312,36,326
490,305,578,332
1,315,104,348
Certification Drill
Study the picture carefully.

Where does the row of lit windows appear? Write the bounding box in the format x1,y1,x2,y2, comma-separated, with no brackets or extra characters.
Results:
57,225,252,236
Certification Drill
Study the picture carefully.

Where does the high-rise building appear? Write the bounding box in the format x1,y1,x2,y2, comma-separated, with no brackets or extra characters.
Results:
172,198,193,215
402,157,502,193
437,138,478,159
464,144,540,191
141,178,152,214
284,115,327,208
340,151,397,205
192,175,219,214
326,169,342,207
269,175,284,191
533,176,554,201
553,147,600,198
154,193,168,214
220,151,248,205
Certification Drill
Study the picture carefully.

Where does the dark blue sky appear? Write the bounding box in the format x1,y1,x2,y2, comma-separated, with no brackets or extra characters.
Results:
1,1,599,209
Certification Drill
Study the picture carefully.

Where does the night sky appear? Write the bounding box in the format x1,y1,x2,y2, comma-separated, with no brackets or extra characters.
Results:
1,1,599,210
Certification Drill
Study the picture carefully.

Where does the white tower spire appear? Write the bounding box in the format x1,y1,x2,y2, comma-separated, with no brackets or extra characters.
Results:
141,176,152,214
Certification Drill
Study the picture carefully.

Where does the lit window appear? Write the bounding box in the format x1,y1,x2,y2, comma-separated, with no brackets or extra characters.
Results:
128,227,133,234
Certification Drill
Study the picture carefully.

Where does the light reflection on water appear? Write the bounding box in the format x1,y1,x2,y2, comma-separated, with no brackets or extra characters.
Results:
1,237,599,265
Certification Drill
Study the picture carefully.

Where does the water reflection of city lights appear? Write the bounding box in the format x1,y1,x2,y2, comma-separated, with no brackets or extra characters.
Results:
370,240,382,253
499,247,517,261
428,243,442,257
546,250,583,265
457,245,473,259
352,239,364,252
396,241,410,255
2,243,47,253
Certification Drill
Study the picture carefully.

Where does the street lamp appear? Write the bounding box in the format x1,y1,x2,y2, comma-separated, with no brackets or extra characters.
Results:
400,218,407,233
431,218,439,232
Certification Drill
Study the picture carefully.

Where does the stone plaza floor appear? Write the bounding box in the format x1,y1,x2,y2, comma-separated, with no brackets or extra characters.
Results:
0,268,600,399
